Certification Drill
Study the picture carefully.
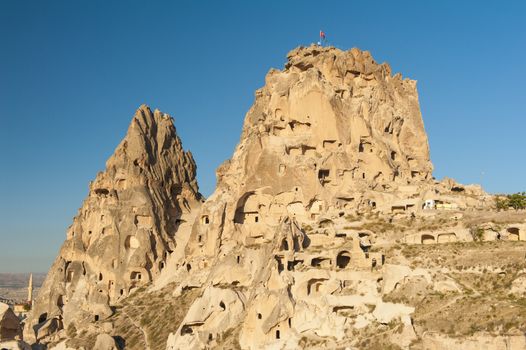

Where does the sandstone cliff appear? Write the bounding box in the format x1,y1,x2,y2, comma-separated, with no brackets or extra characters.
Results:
25,106,202,343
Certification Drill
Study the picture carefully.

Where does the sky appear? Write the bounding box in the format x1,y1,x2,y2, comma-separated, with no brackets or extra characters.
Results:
0,0,524,273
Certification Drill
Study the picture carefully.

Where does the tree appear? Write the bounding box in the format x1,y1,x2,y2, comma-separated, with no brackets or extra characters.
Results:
495,192,526,211
507,192,526,210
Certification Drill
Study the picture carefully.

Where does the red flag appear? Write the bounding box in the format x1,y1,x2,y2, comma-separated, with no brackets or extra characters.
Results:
320,30,326,39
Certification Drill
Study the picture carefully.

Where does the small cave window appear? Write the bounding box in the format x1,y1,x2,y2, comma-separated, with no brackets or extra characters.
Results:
198,235,202,243
187,263,192,272
219,301,226,311
94,188,109,196
391,151,396,161
318,169,330,180
98,273,103,281
181,325,193,335
66,270,74,283
257,313,262,320
276,330,280,339
159,261,165,271
236,256,241,264
120,289,124,296
359,143,364,152
202,215,210,224
362,172,366,179
255,216,259,223
130,271,142,280
336,251,351,269
38,313,47,324
94,315,99,322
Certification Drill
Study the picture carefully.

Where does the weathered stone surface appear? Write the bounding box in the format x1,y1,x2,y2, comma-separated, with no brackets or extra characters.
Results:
163,45,445,349
24,105,202,342
0,303,22,341
0,340,32,350
23,45,526,350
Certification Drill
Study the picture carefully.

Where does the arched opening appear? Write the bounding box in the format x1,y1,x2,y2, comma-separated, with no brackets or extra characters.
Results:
98,273,103,281
219,301,226,311
421,234,435,245
186,263,192,272
437,233,457,243
336,251,351,268
202,215,209,225
125,235,139,250
307,278,327,295
94,315,99,322
311,257,330,268
507,227,520,241
276,330,280,339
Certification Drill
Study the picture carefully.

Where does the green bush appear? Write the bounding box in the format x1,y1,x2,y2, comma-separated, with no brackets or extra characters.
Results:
495,192,526,210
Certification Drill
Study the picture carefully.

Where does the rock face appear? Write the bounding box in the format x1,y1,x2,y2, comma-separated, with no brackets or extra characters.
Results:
209,45,435,217
25,45,525,350
162,45,440,349
0,302,22,341
25,106,202,342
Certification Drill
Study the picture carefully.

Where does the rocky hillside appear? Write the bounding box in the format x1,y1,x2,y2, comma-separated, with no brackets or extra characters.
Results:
21,46,526,350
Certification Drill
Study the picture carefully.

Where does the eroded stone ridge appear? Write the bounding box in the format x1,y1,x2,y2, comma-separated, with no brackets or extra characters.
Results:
25,105,202,342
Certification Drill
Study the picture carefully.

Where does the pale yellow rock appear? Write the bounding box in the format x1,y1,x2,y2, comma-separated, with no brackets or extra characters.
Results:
24,106,202,342
0,303,22,342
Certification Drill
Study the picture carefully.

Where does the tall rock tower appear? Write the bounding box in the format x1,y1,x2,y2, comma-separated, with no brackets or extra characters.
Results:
165,45,436,349
25,105,202,342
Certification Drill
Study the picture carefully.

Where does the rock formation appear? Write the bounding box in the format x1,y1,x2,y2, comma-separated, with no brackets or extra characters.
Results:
25,45,526,350
25,106,202,343
161,44,441,350
1,302,22,341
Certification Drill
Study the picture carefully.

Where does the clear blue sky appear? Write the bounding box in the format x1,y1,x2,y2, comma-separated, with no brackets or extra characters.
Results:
1,1,524,273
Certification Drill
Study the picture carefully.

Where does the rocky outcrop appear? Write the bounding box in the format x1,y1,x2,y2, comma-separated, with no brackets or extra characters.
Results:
163,45,444,349
24,106,202,342
25,45,521,350
0,302,22,341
